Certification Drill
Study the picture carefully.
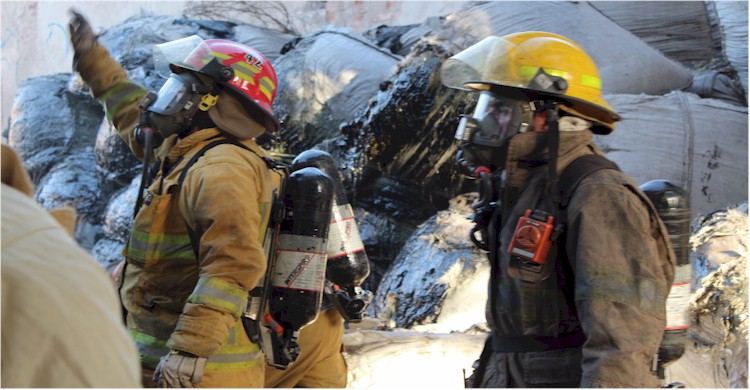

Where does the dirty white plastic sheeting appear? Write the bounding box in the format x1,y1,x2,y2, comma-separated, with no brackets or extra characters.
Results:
596,91,748,216
273,28,400,124
589,1,717,65
344,330,485,389
713,1,749,100
233,24,296,62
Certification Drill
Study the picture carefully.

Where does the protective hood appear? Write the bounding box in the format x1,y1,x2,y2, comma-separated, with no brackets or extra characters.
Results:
208,91,266,139
503,129,599,189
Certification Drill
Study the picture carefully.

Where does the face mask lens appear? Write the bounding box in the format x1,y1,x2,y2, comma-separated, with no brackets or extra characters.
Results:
489,100,513,133
149,75,192,115
469,92,531,147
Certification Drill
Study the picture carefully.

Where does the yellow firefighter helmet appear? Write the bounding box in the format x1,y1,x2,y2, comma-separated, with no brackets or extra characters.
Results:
441,31,621,134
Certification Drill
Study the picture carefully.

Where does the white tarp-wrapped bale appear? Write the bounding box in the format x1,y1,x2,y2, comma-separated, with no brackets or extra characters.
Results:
431,1,694,95
272,28,400,152
589,1,718,66
595,91,748,216
232,24,295,62
712,1,749,100
344,330,485,389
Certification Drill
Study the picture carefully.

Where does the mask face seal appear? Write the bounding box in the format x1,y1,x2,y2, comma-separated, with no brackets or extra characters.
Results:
140,72,213,143
454,91,535,176
149,74,197,115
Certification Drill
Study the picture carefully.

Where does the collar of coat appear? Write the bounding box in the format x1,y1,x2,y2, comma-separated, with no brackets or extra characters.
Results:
503,130,605,189
167,127,225,162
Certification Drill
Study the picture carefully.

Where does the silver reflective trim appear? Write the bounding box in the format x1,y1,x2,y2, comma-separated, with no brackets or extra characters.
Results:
207,349,263,364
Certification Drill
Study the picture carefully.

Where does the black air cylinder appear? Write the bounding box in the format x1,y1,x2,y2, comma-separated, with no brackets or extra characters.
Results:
640,180,691,373
269,167,334,330
291,150,371,291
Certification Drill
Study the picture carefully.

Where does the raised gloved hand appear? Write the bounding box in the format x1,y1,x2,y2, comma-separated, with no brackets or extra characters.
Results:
153,350,207,388
67,8,97,68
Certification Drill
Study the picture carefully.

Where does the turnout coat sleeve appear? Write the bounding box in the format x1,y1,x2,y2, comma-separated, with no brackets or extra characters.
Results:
74,44,159,161
565,169,675,388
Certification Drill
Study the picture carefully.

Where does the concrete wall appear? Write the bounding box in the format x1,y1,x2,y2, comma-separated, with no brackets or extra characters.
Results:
0,1,465,132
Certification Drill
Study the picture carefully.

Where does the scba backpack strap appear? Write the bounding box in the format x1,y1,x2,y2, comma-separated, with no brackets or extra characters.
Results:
507,154,620,283
557,154,620,222
177,137,286,259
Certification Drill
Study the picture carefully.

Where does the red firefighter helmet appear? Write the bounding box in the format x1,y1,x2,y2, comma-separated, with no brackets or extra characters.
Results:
153,35,280,132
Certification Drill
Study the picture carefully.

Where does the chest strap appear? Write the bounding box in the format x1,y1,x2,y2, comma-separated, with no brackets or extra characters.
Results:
177,137,282,260
558,154,620,210
177,138,279,187
490,330,586,353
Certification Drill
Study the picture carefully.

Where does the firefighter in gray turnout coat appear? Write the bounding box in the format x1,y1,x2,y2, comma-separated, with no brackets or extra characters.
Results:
440,31,675,387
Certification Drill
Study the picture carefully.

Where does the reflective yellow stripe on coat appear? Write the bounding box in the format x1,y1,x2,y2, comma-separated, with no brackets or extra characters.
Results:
129,321,262,371
127,230,194,262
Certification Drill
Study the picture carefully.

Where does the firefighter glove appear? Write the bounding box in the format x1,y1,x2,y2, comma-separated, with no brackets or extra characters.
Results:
153,350,207,388
67,8,97,69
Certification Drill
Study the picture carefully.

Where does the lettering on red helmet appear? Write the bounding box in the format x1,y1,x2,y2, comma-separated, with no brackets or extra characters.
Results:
233,76,256,92
245,54,263,70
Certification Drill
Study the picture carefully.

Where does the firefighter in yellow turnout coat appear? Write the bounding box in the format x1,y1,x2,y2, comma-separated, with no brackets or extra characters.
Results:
69,11,283,387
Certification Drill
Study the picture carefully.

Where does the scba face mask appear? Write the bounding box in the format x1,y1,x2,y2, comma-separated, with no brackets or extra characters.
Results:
138,72,214,146
454,91,535,176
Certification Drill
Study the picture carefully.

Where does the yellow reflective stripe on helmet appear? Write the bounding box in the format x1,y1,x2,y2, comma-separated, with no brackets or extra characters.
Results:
580,74,602,89
127,229,195,261
230,66,257,87
187,276,247,317
98,81,146,122
257,76,275,102
576,266,668,314
519,65,601,90
233,59,262,75
128,329,170,367
210,50,261,77
519,65,570,80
